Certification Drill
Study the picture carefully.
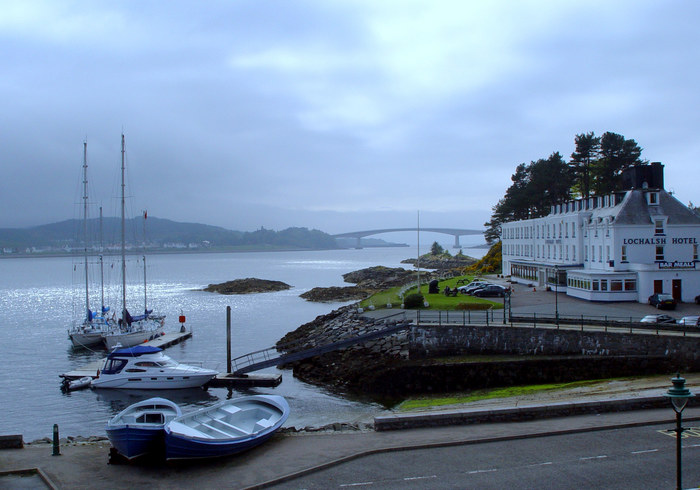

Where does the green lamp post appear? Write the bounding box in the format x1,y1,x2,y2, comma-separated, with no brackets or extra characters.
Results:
665,373,694,490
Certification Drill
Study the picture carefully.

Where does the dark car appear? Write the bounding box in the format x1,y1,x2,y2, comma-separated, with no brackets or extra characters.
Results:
696,294,700,305
472,285,508,298
640,314,676,324
648,293,677,310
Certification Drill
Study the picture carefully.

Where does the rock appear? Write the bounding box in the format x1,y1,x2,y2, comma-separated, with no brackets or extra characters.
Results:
342,266,416,289
202,278,291,294
300,286,369,302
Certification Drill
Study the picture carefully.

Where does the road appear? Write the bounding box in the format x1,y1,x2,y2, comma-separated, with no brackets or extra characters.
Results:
271,422,700,489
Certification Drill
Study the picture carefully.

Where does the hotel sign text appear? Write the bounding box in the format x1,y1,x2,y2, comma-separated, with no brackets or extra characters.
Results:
658,261,696,270
622,237,698,245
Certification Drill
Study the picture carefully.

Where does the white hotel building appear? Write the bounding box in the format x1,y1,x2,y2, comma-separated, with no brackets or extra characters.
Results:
501,163,700,303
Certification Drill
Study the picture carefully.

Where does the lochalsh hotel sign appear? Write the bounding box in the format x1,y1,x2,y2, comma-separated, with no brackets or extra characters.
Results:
622,237,698,245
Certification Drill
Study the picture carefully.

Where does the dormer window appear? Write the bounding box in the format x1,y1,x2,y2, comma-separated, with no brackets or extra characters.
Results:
648,192,659,205
654,219,665,235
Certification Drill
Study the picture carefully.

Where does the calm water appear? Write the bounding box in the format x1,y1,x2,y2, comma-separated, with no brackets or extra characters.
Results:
0,246,484,441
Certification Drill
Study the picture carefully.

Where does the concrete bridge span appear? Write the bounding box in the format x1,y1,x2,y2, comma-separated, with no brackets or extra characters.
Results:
333,227,484,248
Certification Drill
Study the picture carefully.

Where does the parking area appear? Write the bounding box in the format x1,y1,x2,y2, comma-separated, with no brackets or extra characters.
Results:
496,277,700,322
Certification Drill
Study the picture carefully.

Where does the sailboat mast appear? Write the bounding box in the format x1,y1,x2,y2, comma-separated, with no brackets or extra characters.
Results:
142,211,147,315
82,141,90,321
121,134,127,323
99,206,105,315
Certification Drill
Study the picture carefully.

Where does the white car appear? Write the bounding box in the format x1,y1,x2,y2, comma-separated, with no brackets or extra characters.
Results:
678,316,699,326
457,281,490,294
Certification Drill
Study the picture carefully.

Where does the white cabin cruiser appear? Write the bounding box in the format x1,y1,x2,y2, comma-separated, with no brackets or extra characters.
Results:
91,346,218,390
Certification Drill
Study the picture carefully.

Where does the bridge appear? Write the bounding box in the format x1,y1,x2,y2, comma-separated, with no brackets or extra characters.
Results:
333,227,484,248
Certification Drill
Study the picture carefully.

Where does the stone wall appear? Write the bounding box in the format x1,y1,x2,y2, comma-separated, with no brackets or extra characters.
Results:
278,307,700,396
409,324,700,371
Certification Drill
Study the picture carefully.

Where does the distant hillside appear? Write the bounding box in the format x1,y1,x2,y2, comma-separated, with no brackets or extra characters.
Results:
0,217,338,254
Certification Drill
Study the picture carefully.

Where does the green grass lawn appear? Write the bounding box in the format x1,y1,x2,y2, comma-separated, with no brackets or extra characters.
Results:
397,379,608,410
359,275,504,310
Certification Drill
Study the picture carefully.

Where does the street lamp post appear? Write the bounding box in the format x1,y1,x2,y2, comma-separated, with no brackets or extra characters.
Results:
665,373,694,490
554,265,559,326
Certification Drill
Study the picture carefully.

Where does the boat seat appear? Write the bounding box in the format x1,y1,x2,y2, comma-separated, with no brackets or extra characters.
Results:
208,418,249,436
198,422,232,438
254,417,274,431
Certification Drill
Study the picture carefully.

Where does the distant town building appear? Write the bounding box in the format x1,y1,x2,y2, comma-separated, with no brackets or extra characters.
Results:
501,162,700,303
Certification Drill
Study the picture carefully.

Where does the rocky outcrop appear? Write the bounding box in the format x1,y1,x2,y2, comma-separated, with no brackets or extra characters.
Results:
300,286,369,303
342,266,416,289
202,278,291,294
276,306,410,394
401,253,476,271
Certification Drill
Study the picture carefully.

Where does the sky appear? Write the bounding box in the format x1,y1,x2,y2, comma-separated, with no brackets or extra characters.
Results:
1,0,699,242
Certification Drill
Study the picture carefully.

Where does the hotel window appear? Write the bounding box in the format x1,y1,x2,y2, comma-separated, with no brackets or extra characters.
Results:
648,192,658,204
591,246,595,262
600,280,608,291
605,225,609,237
655,245,664,261
599,245,603,262
592,279,599,291
572,223,576,238
624,279,637,291
654,219,664,235
585,246,588,261
572,246,576,261
610,280,623,291
565,222,568,238
621,245,628,262
606,246,610,262
694,244,698,261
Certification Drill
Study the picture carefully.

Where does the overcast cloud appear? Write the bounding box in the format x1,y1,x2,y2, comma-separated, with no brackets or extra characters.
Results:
1,0,698,239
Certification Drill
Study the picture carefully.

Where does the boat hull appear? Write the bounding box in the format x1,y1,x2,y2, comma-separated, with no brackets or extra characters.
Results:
106,397,181,460
69,330,105,348
103,324,162,350
106,426,166,460
164,395,289,460
92,374,215,390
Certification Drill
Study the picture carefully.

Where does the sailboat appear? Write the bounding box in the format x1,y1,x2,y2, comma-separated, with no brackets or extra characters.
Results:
68,142,113,348
102,135,164,350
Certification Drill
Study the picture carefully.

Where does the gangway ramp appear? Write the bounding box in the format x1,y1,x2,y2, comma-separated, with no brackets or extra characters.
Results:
231,321,411,375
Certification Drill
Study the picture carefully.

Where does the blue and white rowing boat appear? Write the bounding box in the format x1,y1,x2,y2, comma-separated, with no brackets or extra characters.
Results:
164,395,289,460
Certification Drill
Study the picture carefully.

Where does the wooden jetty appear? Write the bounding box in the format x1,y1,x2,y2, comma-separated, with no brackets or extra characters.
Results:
209,372,282,389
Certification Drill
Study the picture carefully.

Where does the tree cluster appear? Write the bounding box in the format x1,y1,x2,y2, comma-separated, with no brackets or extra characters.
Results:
484,131,645,244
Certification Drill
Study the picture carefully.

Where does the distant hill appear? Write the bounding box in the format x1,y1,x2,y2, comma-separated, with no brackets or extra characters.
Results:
0,217,338,254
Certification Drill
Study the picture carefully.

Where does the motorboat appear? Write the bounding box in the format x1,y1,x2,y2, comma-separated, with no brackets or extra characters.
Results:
164,395,289,460
91,345,218,390
106,397,182,460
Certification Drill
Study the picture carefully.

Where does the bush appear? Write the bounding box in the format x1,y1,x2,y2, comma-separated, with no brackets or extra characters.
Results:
403,293,425,309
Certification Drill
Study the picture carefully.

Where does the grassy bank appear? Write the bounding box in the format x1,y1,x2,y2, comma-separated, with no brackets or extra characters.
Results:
359,274,504,310
397,379,610,410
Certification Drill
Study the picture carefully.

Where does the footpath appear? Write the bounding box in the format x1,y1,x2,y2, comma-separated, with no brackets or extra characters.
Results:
1,374,698,489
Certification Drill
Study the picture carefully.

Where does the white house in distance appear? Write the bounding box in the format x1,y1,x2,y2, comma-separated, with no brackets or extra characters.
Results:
501,162,700,303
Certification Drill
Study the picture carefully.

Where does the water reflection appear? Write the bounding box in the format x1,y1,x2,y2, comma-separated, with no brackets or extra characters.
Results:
94,388,219,416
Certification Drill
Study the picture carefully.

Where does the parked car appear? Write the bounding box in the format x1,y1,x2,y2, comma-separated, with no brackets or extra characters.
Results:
458,282,491,294
640,314,676,324
678,316,700,326
648,293,677,310
473,285,509,298
695,294,700,305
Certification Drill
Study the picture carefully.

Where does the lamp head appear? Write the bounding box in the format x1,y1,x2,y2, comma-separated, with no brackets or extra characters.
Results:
665,373,694,413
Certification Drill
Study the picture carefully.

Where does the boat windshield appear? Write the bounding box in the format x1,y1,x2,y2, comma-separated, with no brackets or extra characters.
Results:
155,356,178,367
101,358,127,374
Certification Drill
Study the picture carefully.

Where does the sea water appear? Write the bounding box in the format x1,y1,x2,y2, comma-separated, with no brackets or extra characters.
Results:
0,246,485,441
